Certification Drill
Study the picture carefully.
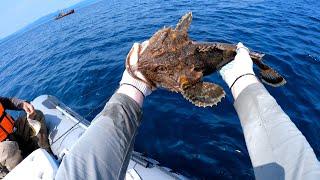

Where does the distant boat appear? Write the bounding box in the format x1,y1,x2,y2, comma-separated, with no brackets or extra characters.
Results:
55,9,75,20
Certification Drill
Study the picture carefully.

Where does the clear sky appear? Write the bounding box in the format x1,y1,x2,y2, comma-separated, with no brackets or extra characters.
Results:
0,0,84,39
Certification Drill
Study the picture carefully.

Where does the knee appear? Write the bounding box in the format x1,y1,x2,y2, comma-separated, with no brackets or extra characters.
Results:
34,110,45,124
0,141,22,171
35,110,44,117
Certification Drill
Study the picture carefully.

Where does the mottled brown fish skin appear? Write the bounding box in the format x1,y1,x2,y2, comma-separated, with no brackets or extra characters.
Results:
128,12,285,107
137,26,239,92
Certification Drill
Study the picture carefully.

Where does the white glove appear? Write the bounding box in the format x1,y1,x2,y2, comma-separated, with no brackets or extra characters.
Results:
219,42,255,88
120,41,153,97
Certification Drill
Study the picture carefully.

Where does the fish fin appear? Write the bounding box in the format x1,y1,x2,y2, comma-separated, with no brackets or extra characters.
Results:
175,12,192,32
252,58,286,87
260,68,287,87
249,52,265,61
182,82,225,107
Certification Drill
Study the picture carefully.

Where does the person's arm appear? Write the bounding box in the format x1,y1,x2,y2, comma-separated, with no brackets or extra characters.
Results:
55,42,152,180
0,96,36,117
0,96,25,110
235,82,320,180
55,92,143,180
220,43,320,180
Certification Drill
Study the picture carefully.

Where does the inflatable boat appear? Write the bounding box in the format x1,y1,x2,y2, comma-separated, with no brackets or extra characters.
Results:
4,95,186,179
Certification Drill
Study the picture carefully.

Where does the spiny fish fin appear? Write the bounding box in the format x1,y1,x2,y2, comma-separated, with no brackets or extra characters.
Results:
260,68,286,87
175,12,192,32
182,82,225,107
252,58,286,87
249,51,265,61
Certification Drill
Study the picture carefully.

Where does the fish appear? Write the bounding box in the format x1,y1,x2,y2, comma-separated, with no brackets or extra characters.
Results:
127,12,286,107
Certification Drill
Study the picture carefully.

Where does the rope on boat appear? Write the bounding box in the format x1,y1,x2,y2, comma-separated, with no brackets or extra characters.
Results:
50,85,110,146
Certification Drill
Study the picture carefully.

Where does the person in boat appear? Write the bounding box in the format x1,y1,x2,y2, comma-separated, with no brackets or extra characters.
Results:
0,97,50,177
55,42,320,180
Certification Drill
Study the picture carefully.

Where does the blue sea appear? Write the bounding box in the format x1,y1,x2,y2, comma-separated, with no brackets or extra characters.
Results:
0,0,319,179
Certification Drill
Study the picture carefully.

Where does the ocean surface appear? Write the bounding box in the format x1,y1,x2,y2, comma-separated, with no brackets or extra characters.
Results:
0,0,319,179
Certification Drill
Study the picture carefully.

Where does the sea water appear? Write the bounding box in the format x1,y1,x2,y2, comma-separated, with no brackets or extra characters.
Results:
0,0,319,179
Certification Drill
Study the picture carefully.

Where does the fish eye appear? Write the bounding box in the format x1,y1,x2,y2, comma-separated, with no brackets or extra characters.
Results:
155,65,167,72
194,67,201,72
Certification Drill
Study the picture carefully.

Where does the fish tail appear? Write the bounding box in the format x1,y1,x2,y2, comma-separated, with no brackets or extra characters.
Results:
251,56,286,87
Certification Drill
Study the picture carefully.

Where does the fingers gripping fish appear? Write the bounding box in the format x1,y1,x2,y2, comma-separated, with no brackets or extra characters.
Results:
128,12,286,107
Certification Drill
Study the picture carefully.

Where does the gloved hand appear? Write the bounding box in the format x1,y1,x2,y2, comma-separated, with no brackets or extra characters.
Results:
119,41,153,97
219,42,255,88
219,42,260,99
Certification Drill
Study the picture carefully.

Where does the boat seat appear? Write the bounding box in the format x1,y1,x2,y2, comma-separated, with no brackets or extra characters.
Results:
4,149,58,180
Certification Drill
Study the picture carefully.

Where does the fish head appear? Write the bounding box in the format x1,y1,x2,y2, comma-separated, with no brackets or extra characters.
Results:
134,12,202,92
138,55,203,92
138,29,201,92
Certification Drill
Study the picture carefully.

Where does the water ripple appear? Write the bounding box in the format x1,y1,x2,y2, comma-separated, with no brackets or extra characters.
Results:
0,0,319,179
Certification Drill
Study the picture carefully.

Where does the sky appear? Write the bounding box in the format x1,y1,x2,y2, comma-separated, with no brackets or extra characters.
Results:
0,0,84,39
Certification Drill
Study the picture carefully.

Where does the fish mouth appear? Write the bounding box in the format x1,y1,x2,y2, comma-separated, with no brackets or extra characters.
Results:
155,75,181,92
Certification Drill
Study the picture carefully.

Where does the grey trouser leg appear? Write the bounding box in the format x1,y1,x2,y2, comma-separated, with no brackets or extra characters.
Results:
14,110,51,153
0,141,22,172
